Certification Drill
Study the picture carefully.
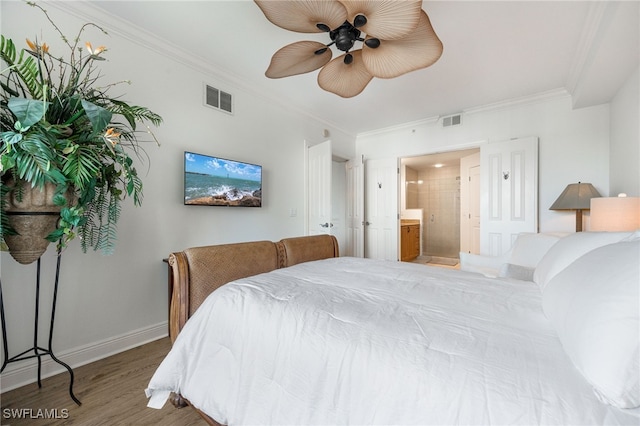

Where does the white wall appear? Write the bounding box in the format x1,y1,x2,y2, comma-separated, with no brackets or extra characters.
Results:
609,67,640,197
0,1,355,390
356,93,610,233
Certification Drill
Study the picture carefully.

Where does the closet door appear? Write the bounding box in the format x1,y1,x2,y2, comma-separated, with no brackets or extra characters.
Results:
308,140,332,236
345,156,364,257
460,152,481,255
480,137,538,256
364,157,399,261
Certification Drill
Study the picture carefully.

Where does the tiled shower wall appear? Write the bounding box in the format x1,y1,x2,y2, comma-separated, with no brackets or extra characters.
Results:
417,165,461,258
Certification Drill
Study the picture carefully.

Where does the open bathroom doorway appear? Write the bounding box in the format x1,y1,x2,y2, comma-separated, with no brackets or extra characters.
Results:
400,148,480,267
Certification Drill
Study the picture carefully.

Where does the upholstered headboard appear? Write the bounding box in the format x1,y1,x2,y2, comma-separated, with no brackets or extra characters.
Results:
277,234,340,267
167,234,339,342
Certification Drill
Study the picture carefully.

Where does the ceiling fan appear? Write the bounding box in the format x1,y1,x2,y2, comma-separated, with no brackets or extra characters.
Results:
254,0,444,98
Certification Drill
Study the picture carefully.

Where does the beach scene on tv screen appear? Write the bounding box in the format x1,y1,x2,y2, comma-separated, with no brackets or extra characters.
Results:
184,152,262,207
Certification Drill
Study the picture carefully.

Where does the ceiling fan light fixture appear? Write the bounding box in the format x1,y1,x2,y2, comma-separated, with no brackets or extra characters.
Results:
344,53,354,64
364,38,381,49
353,14,367,28
255,0,443,97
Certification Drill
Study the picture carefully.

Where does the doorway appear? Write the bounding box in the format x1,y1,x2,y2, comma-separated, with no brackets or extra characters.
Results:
306,140,349,253
400,148,480,265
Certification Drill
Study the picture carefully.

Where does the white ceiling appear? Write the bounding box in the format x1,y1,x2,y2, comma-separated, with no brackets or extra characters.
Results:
80,1,638,137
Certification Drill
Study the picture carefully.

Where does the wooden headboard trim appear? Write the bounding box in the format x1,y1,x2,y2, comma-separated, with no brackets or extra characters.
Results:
168,252,190,343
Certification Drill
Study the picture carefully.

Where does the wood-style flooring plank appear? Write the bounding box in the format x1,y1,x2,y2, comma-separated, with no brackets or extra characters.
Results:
0,337,205,425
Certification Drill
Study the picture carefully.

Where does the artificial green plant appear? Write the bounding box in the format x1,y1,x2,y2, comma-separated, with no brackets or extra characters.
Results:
0,2,162,254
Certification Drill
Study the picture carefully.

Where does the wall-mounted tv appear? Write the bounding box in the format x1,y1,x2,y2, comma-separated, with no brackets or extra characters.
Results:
184,151,262,207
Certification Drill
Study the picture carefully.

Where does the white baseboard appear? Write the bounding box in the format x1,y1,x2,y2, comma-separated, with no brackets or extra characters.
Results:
0,321,168,392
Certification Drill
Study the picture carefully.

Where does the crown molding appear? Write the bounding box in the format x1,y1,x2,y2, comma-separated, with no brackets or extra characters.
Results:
463,88,571,116
358,88,571,139
565,1,614,106
357,115,441,138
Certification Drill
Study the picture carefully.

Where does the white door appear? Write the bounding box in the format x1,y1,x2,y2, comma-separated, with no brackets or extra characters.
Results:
308,140,332,236
469,165,481,253
331,160,347,250
460,152,481,254
345,156,364,257
365,158,398,261
480,137,538,256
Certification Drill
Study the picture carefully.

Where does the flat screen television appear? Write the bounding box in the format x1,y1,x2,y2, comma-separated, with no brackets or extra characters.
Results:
184,151,262,207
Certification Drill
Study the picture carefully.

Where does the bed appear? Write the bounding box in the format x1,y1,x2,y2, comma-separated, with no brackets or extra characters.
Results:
146,232,640,425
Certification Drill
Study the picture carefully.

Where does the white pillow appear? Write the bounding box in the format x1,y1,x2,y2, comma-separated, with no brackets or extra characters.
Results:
533,231,632,291
459,251,505,278
498,263,535,281
542,240,640,408
460,232,563,278
508,232,564,268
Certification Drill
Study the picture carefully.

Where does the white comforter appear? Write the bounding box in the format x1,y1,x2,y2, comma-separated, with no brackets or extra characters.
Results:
146,257,639,425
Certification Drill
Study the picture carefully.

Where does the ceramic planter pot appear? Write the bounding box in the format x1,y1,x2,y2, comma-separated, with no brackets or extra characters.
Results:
2,177,64,265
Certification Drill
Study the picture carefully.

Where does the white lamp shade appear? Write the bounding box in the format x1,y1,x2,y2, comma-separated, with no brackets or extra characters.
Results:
590,197,640,231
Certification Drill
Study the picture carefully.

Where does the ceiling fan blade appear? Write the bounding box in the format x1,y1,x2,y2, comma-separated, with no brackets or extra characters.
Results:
338,0,422,40
318,50,373,98
254,0,347,33
266,41,332,78
362,10,443,79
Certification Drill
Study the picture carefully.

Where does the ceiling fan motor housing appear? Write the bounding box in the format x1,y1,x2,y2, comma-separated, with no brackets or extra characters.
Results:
331,22,361,52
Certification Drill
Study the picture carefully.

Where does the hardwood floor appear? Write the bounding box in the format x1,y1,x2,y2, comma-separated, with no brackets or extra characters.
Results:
0,337,205,425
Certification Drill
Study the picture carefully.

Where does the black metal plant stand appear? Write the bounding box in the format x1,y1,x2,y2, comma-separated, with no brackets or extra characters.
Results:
0,251,81,405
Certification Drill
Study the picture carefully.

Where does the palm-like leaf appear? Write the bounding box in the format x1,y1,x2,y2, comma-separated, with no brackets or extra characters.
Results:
109,100,163,129
62,145,102,191
0,36,44,100
362,10,443,79
318,50,373,98
12,133,57,186
254,0,347,33
266,41,332,78
340,0,422,40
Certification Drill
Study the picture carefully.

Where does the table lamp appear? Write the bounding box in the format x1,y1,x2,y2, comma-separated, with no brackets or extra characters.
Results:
550,182,601,232
590,195,640,231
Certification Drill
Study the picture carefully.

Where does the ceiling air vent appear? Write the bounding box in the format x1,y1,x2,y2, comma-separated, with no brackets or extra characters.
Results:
204,84,233,114
442,114,462,127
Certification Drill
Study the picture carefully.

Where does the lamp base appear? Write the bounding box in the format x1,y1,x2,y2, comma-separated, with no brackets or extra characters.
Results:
575,209,583,232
